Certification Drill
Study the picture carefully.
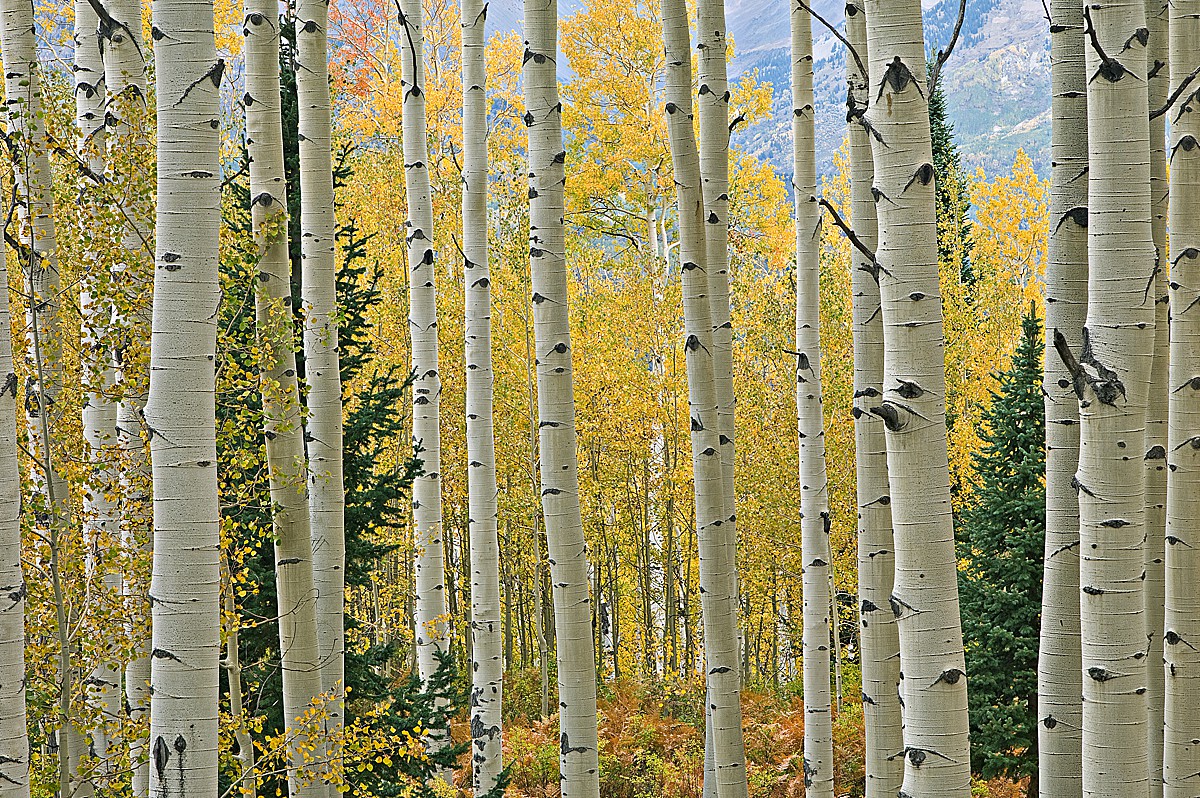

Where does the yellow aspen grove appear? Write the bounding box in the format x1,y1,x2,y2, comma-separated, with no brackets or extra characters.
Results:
1056,2,1156,798
1039,0,1087,794
522,0,601,792
145,0,223,793
790,4,832,798
461,0,504,790
244,1,325,792
1142,5,1169,796
845,4,903,798
1164,1,1200,794
861,2,971,797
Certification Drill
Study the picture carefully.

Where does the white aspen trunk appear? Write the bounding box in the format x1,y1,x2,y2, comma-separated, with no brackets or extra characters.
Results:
790,6,832,797
399,0,449,692
245,5,325,793
521,0,601,792
845,5,903,797
0,1,86,793
0,108,30,798
1164,4,1200,795
145,0,223,793
1070,3,1155,797
75,0,122,779
97,2,153,790
694,1,747,793
221,561,257,798
296,0,348,751
461,0,503,790
861,4,970,797
1143,6,1168,797
660,4,743,797
1039,0,1087,794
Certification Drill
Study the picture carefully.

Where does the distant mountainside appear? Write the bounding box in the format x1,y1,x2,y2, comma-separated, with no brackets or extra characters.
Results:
492,0,1051,180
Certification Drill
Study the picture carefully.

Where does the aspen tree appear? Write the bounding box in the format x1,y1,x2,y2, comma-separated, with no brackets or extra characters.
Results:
399,0,449,694
844,4,903,797
296,0,348,746
1163,3,1200,794
861,3,971,797
1057,3,1156,797
1,0,86,791
75,0,122,772
1039,0,1086,794
659,2,744,796
694,0,747,791
1143,5,1169,795
522,0,600,792
98,0,153,788
244,3,325,792
461,0,504,789
790,4,832,797
145,0,223,793
0,110,29,798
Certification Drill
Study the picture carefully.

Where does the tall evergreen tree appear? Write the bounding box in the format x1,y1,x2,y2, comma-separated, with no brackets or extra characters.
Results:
928,72,972,281
958,311,1045,795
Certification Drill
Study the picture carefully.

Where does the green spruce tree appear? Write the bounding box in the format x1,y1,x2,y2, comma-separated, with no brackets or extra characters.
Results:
929,66,973,282
957,309,1045,796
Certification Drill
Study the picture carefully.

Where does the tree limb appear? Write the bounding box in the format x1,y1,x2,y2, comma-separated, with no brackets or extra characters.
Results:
928,0,967,96
796,0,868,81
817,197,877,267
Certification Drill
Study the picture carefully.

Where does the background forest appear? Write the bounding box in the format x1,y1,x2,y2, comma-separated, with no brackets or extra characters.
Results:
8,0,1052,795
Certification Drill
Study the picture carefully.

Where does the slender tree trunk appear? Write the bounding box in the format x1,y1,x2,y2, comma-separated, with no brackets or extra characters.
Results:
660,4,745,797
245,5,325,793
1064,3,1156,798
221,560,256,798
522,0,600,790
1143,6,1169,797
1039,1,1087,795
462,0,504,788
145,0,223,793
0,88,29,798
400,0,450,699
790,5,833,797
861,3,970,797
96,1,153,788
296,0,347,752
1164,5,1200,795
845,7,903,797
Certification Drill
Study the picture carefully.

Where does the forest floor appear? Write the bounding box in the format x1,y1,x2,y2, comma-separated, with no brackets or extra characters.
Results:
448,670,1029,798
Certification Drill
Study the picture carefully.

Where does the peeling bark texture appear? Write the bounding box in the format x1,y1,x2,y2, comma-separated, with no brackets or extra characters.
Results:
1077,2,1155,797
660,3,744,798
1142,5,1168,796
461,0,504,790
1039,1,1086,795
521,0,600,793
694,0,747,793
400,0,450,701
0,77,29,798
791,6,832,798
75,0,121,781
245,3,325,793
296,0,348,748
1164,4,1200,794
845,5,903,798
861,3,971,798
97,1,153,789
145,0,224,794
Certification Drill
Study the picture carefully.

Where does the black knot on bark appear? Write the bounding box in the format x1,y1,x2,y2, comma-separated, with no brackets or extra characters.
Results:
861,599,879,613
685,334,701,351
553,342,567,354
935,668,964,686
523,111,535,126
664,101,679,114
153,736,169,775
1042,715,1057,729
870,404,904,431
895,380,924,399
1082,585,1104,595
1087,666,1113,682
1166,630,1182,645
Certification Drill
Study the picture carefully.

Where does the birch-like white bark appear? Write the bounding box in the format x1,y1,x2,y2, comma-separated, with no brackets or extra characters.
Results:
845,5,903,797
461,0,503,790
861,3,971,797
790,5,832,797
1164,5,1200,795
296,0,348,750
145,0,223,794
522,1,600,793
1038,1,1086,794
399,0,449,694
245,4,325,793
1072,3,1155,797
